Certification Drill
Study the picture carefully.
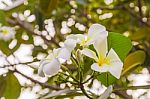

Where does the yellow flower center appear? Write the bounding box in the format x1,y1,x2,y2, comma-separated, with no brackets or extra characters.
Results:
97,57,110,66
80,39,86,45
1,29,9,35
80,36,90,46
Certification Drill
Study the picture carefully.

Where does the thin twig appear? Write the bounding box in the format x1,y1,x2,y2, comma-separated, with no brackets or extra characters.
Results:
42,89,79,99
14,69,62,90
80,84,92,99
114,85,150,91
1,55,62,90
0,60,40,68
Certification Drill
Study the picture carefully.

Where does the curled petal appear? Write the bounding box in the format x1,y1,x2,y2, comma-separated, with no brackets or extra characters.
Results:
82,48,98,61
38,65,45,77
43,58,61,76
38,59,50,77
58,47,71,61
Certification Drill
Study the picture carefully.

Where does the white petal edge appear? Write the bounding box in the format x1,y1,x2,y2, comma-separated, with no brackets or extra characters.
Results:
38,59,50,77
91,63,101,72
91,63,109,73
107,48,122,62
88,24,106,38
86,29,108,46
82,48,98,61
43,58,61,76
109,61,123,79
98,85,113,99
38,65,45,77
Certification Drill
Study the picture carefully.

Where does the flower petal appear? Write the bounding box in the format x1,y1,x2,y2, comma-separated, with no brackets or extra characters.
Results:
94,38,108,58
58,47,71,61
66,34,86,46
91,63,101,72
91,63,109,72
109,61,123,79
66,34,78,40
82,48,98,61
86,30,108,46
38,59,50,77
107,48,122,62
88,24,106,38
76,34,86,42
99,85,113,99
64,38,77,51
106,48,123,79
53,48,61,57
43,58,61,76
99,64,110,72
38,65,45,77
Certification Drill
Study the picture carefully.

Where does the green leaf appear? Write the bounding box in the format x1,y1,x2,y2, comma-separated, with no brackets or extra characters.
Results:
97,72,117,87
108,32,132,61
0,40,12,56
0,73,21,99
122,50,146,76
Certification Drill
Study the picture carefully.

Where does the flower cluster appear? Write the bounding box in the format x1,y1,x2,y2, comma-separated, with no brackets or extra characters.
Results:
0,26,16,41
38,24,123,79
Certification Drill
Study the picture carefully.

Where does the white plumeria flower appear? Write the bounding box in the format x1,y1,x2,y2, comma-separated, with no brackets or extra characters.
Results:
38,48,61,77
82,38,123,79
58,38,77,61
0,26,15,41
38,47,74,77
38,39,77,77
66,24,108,46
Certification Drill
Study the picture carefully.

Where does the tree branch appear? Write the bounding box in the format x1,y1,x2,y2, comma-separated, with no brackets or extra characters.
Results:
0,60,39,68
137,0,143,18
14,69,62,90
